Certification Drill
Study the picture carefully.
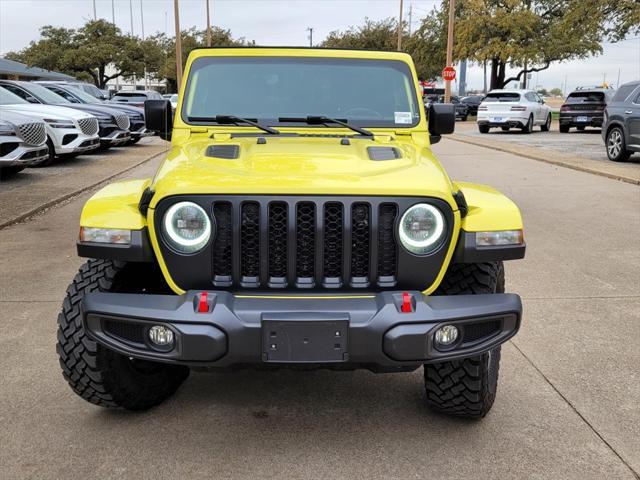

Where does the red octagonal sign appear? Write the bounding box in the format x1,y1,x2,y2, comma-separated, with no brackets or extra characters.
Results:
442,66,457,82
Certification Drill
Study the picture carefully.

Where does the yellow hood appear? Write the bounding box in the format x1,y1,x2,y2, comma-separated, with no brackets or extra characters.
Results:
148,132,457,210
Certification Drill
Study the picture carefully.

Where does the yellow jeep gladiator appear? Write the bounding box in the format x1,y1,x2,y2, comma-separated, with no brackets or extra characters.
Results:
58,48,525,418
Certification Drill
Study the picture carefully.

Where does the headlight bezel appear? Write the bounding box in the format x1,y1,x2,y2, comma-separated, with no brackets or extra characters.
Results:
161,201,213,254
398,203,447,256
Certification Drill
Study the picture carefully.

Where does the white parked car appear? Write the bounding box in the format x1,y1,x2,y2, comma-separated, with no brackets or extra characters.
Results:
0,110,49,176
477,89,552,134
0,86,100,166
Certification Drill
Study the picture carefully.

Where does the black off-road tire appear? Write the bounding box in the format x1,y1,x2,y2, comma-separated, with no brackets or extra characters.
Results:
501,126,510,132
478,124,490,134
57,259,189,410
424,262,505,418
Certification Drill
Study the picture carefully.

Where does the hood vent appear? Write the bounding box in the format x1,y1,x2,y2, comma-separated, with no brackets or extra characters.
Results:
367,146,402,161
205,144,240,159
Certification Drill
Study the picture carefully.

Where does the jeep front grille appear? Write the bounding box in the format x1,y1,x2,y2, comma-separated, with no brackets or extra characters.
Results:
78,117,99,136
17,122,46,146
209,198,399,289
155,196,453,293
114,114,130,131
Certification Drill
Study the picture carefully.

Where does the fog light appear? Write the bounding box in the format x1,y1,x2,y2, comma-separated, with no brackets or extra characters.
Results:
148,325,174,346
434,325,459,347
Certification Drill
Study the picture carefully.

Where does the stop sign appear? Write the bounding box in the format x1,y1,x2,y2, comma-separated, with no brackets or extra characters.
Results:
442,66,456,82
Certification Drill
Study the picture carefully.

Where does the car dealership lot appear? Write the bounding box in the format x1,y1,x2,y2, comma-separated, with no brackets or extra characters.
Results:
453,120,640,184
0,138,638,479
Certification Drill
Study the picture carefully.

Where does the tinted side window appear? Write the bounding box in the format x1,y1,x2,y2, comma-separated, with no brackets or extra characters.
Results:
612,84,638,102
2,84,29,100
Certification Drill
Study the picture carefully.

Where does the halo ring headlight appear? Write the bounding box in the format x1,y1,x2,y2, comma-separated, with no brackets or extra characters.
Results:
162,201,212,253
399,203,446,255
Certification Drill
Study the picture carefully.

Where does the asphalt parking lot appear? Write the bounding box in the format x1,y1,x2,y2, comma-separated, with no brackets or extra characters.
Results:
453,120,640,184
1,137,639,479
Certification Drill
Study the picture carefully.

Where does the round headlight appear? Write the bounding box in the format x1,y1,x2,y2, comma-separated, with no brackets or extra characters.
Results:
399,203,445,255
162,201,212,253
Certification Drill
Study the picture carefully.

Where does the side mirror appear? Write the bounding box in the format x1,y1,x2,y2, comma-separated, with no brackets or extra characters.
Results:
26,95,39,104
428,103,455,144
145,99,173,141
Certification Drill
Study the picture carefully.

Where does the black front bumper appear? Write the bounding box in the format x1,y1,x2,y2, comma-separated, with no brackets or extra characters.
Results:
83,291,522,371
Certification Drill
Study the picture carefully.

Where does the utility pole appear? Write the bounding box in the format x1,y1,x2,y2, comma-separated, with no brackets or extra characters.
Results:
408,3,413,36
206,0,212,47
523,59,528,89
174,0,183,90
113,0,119,91
93,0,97,20
129,0,134,35
306,27,313,47
444,0,456,102
397,0,404,51
140,0,148,90
130,0,136,90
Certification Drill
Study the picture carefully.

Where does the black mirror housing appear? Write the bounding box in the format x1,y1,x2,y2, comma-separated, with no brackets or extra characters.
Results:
428,103,455,144
145,99,173,141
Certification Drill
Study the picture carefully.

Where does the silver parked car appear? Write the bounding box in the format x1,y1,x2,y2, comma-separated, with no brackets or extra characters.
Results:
0,109,49,176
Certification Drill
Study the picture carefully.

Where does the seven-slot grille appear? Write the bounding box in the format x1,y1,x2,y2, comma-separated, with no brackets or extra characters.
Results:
114,114,130,131
211,199,399,289
77,117,99,136
16,122,46,146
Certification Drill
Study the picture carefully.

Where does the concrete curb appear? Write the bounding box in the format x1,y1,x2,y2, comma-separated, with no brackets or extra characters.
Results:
447,135,640,186
0,150,166,231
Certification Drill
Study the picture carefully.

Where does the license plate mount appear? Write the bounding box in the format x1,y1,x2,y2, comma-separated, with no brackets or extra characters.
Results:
262,319,349,363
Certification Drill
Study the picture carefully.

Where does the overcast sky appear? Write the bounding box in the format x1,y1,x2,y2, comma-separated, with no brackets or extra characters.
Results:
1,0,638,92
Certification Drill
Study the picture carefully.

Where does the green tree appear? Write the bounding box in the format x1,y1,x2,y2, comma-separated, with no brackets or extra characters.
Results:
322,18,400,51
146,26,252,93
6,20,151,88
549,87,563,96
452,0,640,89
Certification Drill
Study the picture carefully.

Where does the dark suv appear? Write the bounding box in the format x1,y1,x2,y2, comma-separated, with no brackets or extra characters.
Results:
602,81,640,162
559,87,614,133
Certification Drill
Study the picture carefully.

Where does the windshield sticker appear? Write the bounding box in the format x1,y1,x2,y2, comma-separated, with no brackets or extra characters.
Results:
394,112,413,124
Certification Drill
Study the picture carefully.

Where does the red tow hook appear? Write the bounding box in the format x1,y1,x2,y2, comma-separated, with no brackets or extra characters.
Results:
401,292,413,313
197,292,209,313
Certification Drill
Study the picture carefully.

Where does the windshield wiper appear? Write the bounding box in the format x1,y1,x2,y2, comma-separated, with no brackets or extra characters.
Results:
187,115,280,135
279,116,374,137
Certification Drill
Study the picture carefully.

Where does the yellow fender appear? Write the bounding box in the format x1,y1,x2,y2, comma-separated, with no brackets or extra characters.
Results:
80,179,150,230
454,181,524,232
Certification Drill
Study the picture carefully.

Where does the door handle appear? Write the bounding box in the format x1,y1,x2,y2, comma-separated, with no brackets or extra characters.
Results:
626,110,633,114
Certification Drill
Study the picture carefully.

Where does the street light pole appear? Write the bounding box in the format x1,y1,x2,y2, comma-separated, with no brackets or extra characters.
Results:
140,0,148,90
306,27,313,47
174,0,183,91
206,0,212,47
444,0,456,103
111,0,115,24
397,0,403,51
93,0,97,20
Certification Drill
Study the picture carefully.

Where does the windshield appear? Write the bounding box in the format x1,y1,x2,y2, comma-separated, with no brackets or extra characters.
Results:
67,85,102,104
21,82,71,104
0,87,29,105
484,92,521,102
182,57,421,128
566,92,605,103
